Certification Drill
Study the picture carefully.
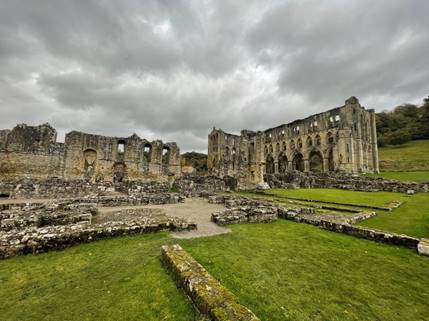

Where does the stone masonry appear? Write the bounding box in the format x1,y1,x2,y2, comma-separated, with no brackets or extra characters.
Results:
0,123,181,182
208,97,379,188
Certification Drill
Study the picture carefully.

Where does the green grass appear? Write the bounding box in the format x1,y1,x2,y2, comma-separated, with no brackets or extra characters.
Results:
182,221,429,321
365,171,429,182
0,233,196,321
378,139,429,171
1,221,428,321
264,188,405,208
360,192,429,238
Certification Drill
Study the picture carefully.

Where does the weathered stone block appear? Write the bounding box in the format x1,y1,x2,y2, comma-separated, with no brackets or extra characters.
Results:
417,239,429,256
161,244,260,321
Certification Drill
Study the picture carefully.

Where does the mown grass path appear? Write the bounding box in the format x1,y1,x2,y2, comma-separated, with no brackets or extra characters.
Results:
265,188,406,208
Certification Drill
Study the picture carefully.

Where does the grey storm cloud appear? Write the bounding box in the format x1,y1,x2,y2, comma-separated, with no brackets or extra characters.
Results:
0,0,428,152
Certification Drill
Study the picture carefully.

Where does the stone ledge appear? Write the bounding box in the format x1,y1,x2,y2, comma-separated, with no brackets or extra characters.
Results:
161,244,260,321
278,208,420,249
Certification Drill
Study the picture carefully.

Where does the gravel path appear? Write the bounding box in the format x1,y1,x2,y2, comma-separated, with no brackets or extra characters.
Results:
154,198,230,239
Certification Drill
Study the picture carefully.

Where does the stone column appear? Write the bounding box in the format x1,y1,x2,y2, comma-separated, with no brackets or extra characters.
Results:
304,159,310,172
323,158,329,172
274,161,279,174
370,110,379,173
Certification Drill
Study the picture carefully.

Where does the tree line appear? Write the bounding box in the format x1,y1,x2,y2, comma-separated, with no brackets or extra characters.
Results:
376,96,429,146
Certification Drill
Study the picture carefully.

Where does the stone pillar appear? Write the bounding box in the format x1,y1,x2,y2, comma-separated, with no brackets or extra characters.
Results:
304,159,310,172
288,161,293,171
323,158,329,172
274,161,279,174
370,110,379,173
357,122,364,172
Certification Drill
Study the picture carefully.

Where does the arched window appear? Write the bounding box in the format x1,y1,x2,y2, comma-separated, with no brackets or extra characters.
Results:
315,135,321,146
309,150,323,172
117,140,126,154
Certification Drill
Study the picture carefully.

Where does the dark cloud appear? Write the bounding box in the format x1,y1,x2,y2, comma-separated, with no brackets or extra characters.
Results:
0,0,428,152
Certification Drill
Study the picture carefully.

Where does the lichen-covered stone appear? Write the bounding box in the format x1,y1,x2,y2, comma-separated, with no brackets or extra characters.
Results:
161,244,260,321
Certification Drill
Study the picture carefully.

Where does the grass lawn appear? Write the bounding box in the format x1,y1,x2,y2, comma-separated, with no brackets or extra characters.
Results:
264,188,405,208
0,233,196,321
365,171,429,182
360,192,429,239
378,139,429,171
182,221,429,321
1,221,428,321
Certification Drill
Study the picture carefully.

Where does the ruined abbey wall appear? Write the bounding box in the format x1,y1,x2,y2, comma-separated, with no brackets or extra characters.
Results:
208,97,379,187
0,123,181,182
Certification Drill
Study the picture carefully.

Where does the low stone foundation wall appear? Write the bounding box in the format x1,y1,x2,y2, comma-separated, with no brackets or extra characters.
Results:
277,208,420,249
266,172,428,193
1,215,196,259
0,178,173,199
0,202,96,231
173,175,235,197
212,206,279,226
161,244,260,321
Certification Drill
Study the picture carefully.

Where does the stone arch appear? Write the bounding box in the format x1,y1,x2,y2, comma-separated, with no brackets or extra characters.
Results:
266,154,275,174
309,150,323,172
162,145,170,174
83,149,97,180
113,162,127,183
282,141,287,151
224,146,230,161
117,139,126,154
306,136,313,148
142,143,152,173
315,134,321,146
297,138,303,149
327,132,334,144
278,153,288,174
292,153,304,172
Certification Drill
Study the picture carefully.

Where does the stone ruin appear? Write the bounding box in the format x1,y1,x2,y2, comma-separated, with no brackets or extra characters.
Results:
0,123,181,182
208,97,380,188
0,96,428,259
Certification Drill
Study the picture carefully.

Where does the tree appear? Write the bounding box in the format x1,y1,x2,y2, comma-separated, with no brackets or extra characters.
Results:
418,96,429,139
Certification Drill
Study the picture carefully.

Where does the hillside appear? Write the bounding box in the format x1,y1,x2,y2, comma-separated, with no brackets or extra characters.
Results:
378,139,429,171
181,152,208,173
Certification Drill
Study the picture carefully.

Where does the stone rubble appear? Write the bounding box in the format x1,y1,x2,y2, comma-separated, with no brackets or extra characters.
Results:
266,172,428,193
1,211,196,259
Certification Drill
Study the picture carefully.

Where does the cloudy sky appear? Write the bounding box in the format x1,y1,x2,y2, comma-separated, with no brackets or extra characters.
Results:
0,0,428,152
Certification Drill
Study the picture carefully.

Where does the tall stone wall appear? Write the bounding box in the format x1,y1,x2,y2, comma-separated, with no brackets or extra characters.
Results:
0,124,65,179
208,97,379,186
0,123,181,182
63,131,180,181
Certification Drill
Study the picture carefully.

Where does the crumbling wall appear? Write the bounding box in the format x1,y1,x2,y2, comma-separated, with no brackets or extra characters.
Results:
208,97,379,186
0,123,181,182
63,131,180,181
0,124,65,178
